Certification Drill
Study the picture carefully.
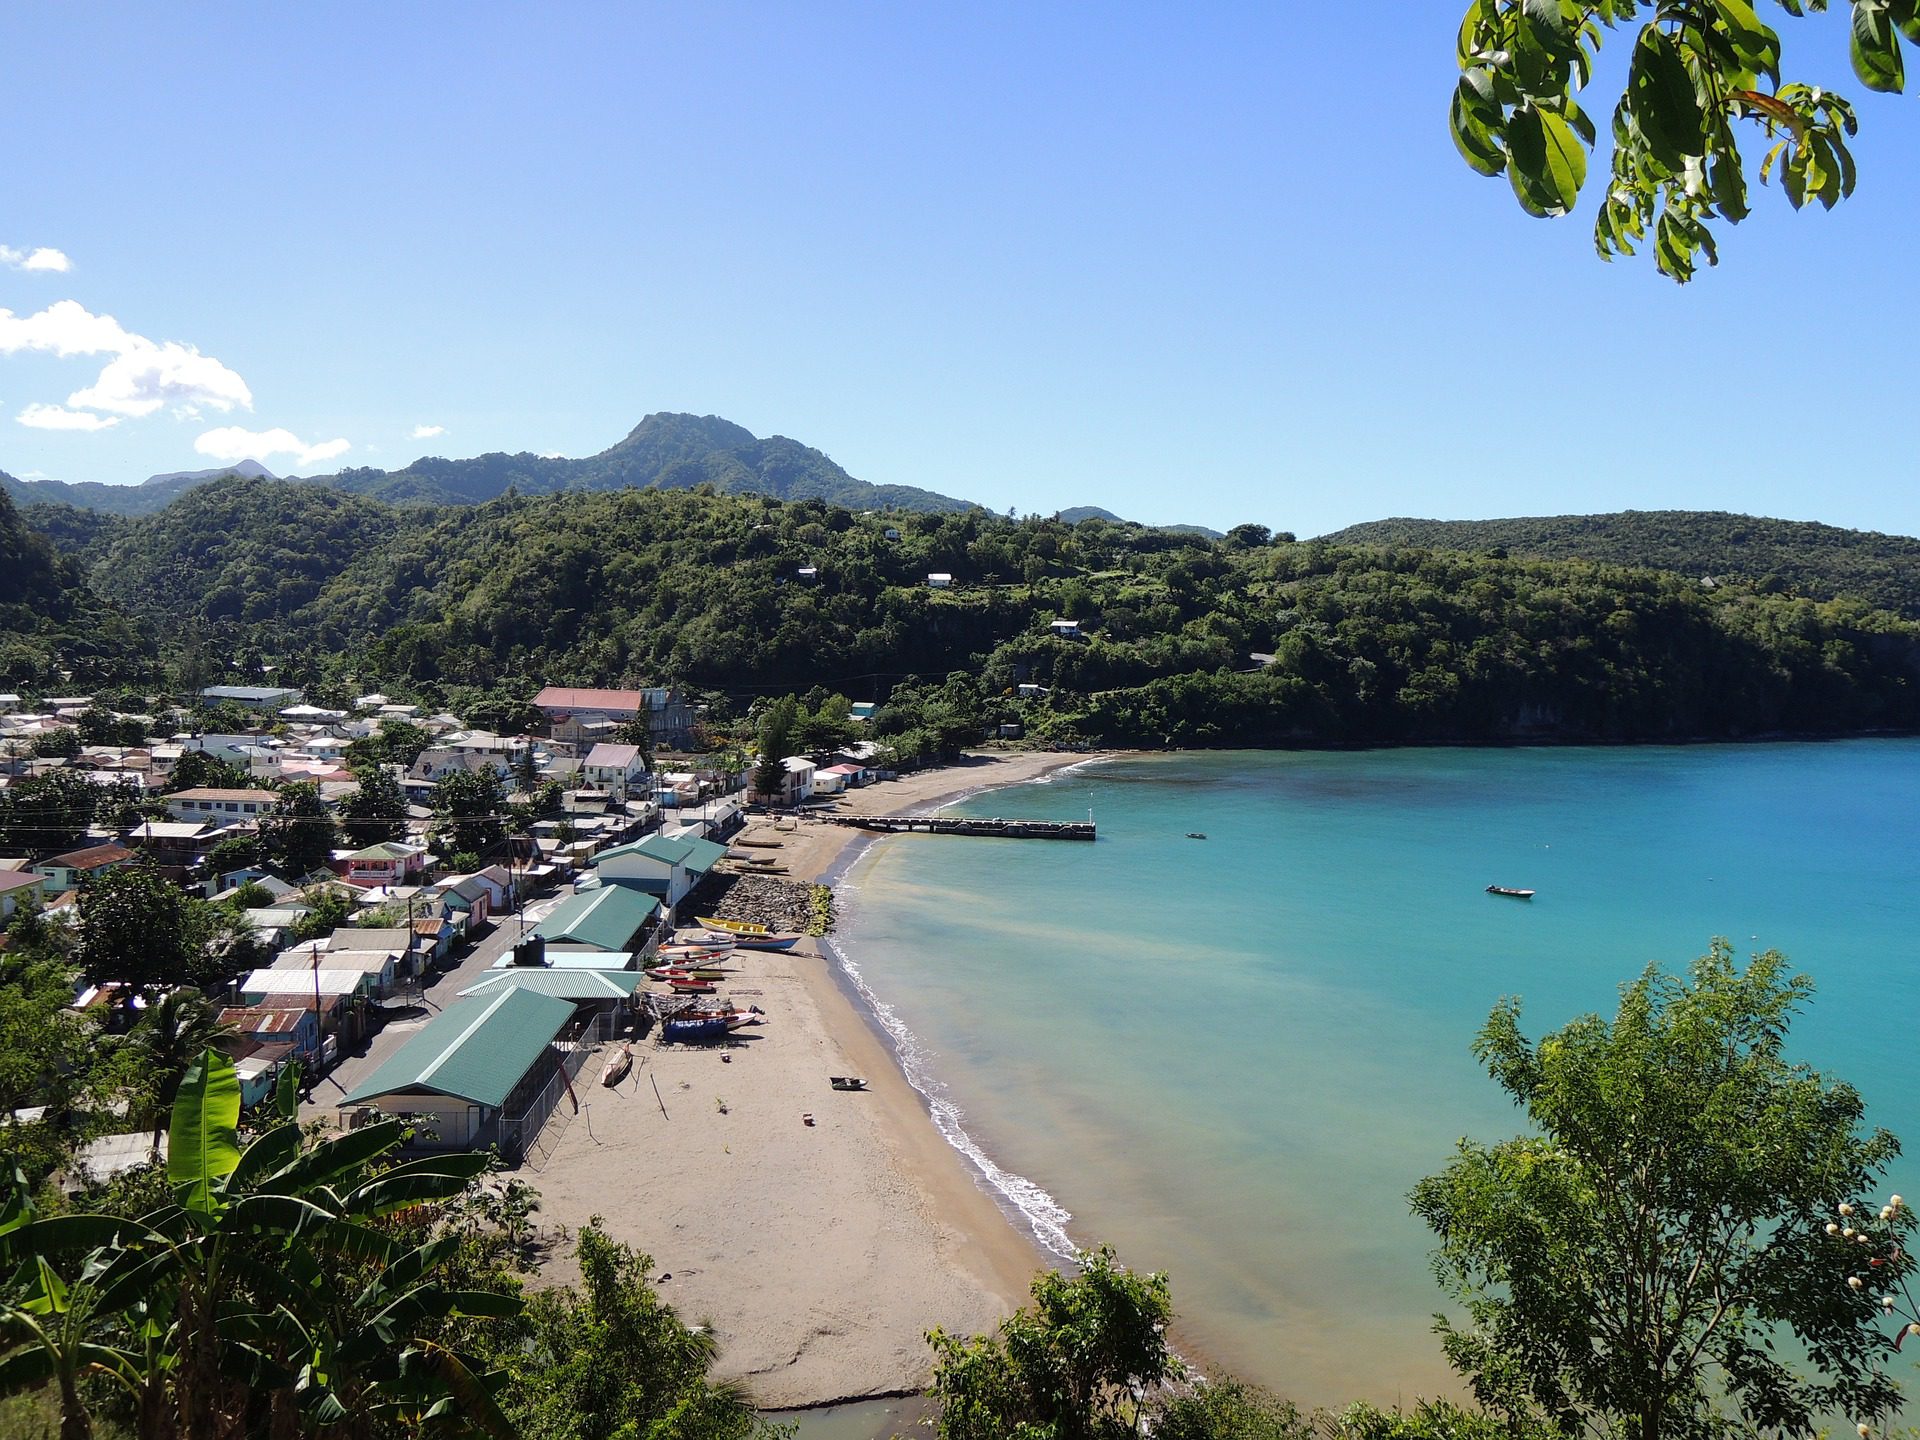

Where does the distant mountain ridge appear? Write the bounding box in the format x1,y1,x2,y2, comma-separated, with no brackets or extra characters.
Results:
0,414,983,518
1318,510,1920,618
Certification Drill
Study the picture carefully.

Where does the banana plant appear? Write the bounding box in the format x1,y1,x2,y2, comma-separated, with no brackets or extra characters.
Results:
0,1050,523,1439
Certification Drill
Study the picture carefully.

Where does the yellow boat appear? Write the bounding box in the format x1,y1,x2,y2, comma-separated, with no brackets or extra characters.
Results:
697,915,770,936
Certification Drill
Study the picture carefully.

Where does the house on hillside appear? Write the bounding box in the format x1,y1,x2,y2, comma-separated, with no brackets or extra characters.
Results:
927,573,953,589
333,842,429,888
581,743,648,796
163,788,278,824
0,869,48,924
35,843,136,892
534,686,698,753
200,685,301,710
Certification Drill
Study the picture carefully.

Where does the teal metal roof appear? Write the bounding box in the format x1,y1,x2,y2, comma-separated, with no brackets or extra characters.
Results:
341,988,574,1109
679,837,728,874
457,969,645,1001
532,885,659,952
592,831,728,876
593,832,694,866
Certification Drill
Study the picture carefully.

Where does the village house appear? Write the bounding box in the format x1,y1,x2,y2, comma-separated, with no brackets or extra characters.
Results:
586,830,728,911
534,685,698,753
927,572,953,589
219,1006,321,1069
580,742,649,796
35,842,136,892
163,787,279,824
200,685,302,710
124,819,222,873
338,988,580,1156
434,866,513,934
333,840,428,888
532,883,660,954
0,869,48,924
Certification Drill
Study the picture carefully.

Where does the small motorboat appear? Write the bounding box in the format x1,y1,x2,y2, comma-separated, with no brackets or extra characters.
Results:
666,979,717,994
601,1045,633,1088
1185,832,1207,840
829,1076,868,1091
1486,885,1536,899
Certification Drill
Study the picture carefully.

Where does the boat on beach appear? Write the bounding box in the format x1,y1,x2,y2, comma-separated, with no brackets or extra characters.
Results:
601,1045,633,1087
661,1014,732,1044
728,932,799,951
696,915,770,936
1485,884,1536,899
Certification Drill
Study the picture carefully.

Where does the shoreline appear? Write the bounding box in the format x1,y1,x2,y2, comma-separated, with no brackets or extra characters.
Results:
529,749,1106,1409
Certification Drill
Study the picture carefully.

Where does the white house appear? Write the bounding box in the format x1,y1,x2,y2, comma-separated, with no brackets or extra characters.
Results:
587,831,728,910
927,573,953,590
581,742,649,796
780,755,816,804
163,788,279,824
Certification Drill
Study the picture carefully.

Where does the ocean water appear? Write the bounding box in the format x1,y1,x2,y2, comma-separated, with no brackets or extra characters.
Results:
827,741,1920,1411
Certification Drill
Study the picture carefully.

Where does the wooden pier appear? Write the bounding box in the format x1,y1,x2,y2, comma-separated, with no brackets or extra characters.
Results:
829,814,1095,841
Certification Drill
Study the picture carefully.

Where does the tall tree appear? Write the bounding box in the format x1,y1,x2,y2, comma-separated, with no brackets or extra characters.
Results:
74,863,213,1000
750,697,798,801
432,768,507,858
1410,940,1904,1440
257,780,337,879
338,764,408,845
1450,1,1919,281
163,750,253,794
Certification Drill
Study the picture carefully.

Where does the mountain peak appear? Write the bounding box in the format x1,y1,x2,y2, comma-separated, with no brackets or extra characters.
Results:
144,458,277,486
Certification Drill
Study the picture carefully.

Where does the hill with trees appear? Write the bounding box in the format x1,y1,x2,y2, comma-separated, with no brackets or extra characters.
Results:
0,485,153,688
31,478,1920,753
1319,511,1920,619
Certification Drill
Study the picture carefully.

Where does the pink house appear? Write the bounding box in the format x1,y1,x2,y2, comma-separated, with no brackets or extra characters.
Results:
334,841,428,887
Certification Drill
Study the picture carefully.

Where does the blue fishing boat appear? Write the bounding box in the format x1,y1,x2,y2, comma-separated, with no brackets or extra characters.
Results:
663,1014,732,1044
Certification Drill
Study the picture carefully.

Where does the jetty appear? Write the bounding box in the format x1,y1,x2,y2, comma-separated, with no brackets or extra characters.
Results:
828,814,1095,841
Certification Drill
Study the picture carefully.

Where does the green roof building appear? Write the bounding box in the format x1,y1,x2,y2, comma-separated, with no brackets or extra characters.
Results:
589,830,728,908
457,969,646,1003
340,988,575,1153
532,884,659,953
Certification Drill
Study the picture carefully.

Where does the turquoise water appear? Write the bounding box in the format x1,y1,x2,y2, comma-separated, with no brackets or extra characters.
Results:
830,741,1920,1410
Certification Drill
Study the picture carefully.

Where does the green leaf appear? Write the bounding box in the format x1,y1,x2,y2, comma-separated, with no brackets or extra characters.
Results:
1630,27,1707,169
1452,75,1507,176
1851,0,1906,90
275,1058,301,1122
1505,104,1587,217
1711,0,1783,85
1894,0,1920,43
168,1048,242,1212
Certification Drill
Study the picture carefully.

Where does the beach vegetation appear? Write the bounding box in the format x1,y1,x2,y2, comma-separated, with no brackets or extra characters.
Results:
1450,1,1917,281
926,1245,1179,1440
1410,940,1904,1440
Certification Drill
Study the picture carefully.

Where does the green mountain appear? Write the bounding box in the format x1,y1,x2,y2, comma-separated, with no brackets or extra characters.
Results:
1318,511,1920,618
2,414,982,518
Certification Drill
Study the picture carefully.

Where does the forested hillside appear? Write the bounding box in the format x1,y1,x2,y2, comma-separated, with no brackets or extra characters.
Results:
21,478,1918,750
1320,511,1920,618
0,487,153,686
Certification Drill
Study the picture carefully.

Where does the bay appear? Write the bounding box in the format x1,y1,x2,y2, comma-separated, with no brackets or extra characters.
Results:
830,740,1920,1410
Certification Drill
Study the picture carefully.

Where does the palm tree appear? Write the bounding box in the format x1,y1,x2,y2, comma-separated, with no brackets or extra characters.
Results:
121,991,237,1150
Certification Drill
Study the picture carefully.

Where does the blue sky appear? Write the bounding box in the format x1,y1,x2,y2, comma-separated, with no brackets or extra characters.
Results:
2,5,1916,536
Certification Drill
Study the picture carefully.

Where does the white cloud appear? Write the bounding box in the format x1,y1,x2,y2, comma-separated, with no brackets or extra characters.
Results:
68,342,252,418
0,299,251,425
410,423,446,440
0,246,71,273
196,425,349,470
17,402,120,431
0,299,138,357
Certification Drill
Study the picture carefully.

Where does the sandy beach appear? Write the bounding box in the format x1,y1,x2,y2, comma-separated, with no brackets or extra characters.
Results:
531,749,1100,1408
